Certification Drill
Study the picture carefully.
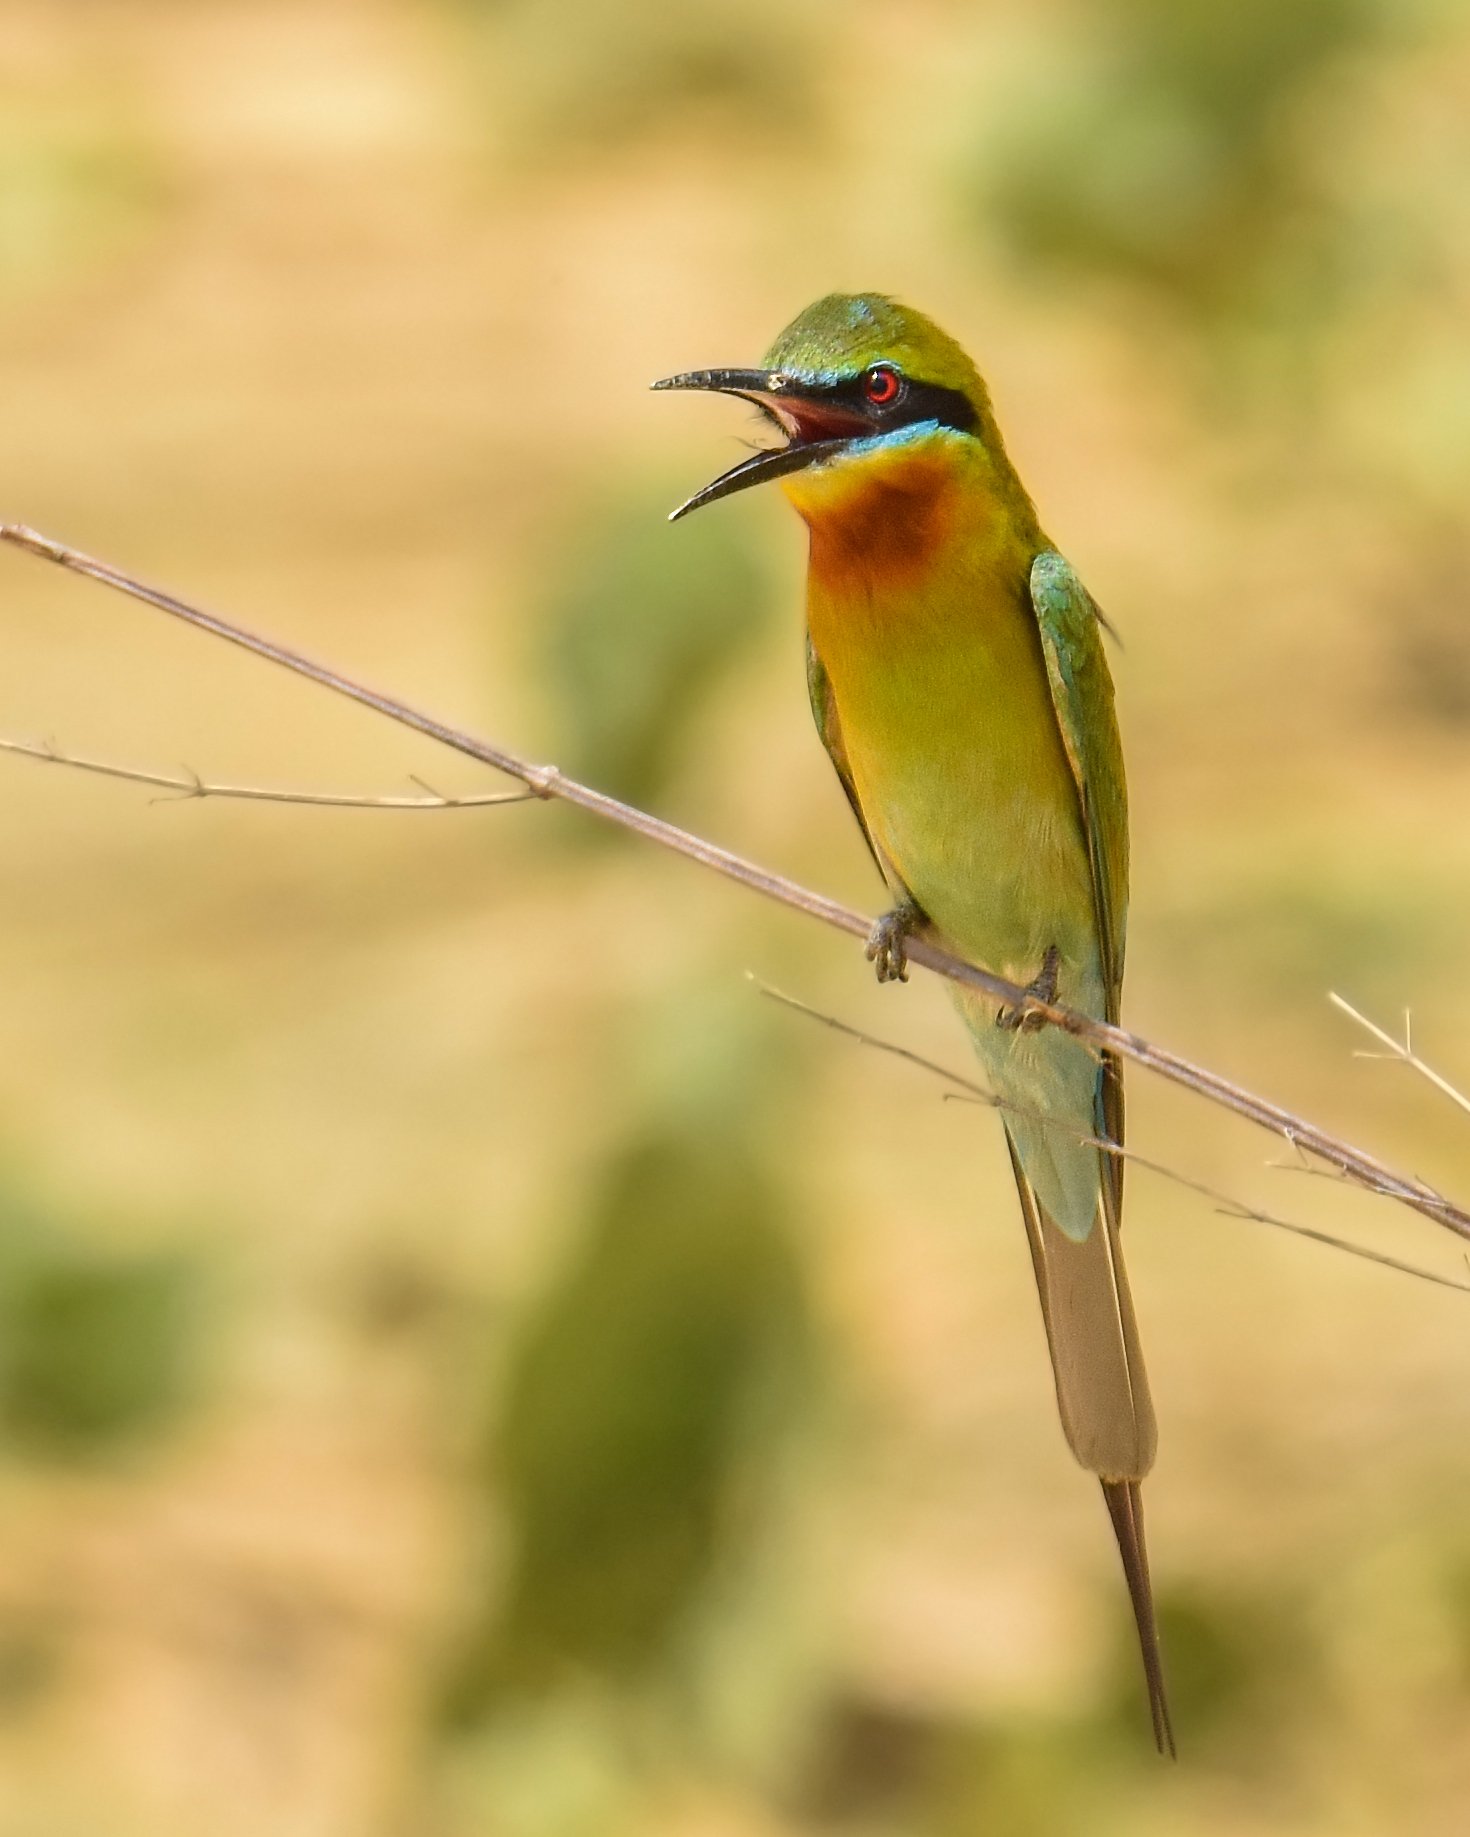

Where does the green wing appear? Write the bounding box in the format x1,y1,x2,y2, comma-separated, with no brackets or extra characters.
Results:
1029,551,1129,1016
1029,551,1130,1192
807,634,884,877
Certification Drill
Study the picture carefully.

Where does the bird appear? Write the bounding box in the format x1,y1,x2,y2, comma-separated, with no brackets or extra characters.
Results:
654,293,1172,1754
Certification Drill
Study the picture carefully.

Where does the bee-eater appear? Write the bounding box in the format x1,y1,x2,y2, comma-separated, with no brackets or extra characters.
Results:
655,294,1171,1753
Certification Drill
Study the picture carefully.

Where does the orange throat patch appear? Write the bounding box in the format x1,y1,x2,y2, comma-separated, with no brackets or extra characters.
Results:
780,434,971,597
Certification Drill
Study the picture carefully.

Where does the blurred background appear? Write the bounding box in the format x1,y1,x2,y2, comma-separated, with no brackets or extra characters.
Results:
2,1,1470,1831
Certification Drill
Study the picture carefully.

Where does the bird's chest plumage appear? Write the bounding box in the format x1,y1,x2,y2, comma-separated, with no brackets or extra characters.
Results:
800,458,1096,988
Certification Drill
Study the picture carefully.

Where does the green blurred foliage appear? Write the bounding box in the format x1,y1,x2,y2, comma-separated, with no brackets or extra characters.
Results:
0,1610,63,1723
452,0,822,153
531,477,774,816
922,1721,1104,1837
0,97,163,299
1160,854,1465,1009
444,1003,811,1719
964,0,1383,329
1378,516,1470,731
0,1190,202,1462
1442,1547,1470,1693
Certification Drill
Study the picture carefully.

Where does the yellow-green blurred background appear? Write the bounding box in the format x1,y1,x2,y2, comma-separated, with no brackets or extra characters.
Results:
3,1,1470,1831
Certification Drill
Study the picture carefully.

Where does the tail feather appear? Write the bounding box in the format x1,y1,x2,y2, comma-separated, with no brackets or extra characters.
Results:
1004,1128,1173,1753
1004,1130,1155,1477
1101,1478,1175,1758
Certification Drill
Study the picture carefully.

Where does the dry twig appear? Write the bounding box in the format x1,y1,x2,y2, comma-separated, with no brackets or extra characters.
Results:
753,980,1468,1295
3,520,1467,1246
0,735,534,812
1331,992,1470,1121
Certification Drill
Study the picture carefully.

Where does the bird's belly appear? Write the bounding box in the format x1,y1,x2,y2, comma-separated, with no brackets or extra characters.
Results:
874,757,1088,976
856,717,1093,988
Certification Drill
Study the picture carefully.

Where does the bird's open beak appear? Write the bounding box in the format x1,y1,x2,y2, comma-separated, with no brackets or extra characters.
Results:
652,368,869,521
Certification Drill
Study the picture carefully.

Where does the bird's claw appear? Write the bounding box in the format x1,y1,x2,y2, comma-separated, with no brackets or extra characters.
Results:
997,945,1061,1032
865,902,921,985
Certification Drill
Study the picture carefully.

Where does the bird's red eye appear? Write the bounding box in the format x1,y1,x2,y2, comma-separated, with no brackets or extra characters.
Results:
863,365,902,406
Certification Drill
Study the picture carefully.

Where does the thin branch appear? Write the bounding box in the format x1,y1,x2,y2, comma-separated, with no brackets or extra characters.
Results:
0,735,535,812
1331,991,1470,1121
1267,1150,1451,1209
1111,1143,1469,1296
753,980,1470,1296
3,519,1468,1244
752,977,990,1102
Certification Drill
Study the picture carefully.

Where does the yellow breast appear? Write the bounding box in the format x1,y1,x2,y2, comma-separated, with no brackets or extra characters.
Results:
787,430,1092,983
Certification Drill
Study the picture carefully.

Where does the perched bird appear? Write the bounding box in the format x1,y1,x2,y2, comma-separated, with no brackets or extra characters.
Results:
655,294,1171,1754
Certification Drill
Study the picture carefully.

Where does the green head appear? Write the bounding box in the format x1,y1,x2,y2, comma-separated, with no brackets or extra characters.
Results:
654,293,997,520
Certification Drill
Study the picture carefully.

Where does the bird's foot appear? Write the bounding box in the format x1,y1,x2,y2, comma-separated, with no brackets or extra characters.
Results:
997,945,1061,1032
865,898,923,985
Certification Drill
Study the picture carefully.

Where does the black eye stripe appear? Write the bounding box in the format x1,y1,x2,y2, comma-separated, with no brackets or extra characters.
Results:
897,380,978,433
824,373,977,434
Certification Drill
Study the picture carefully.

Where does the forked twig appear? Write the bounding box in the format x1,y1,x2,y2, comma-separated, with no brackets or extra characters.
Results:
1331,992,1470,1121
3,520,1468,1245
